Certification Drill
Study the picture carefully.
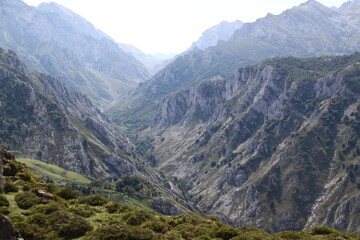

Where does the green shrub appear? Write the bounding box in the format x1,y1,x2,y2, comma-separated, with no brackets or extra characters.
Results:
142,220,169,233
27,213,48,225
311,226,338,235
17,169,32,181
123,209,152,226
69,205,96,218
4,180,19,193
115,175,143,193
214,226,239,240
78,195,109,206
31,202,62,215
275,231,310,239
13,222,60,240
57,215,93,239
3,161,20,176
0,206,10,214
14,192,40,209
0,194,10,207
231,231,272,240
45,211,92,238
84,224,155,240
57,188,77,200
105,201,120,213
23,183,37,191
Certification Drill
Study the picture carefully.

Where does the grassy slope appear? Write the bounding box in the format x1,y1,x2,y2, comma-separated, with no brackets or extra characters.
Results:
16,157,91,187
1,156,359,239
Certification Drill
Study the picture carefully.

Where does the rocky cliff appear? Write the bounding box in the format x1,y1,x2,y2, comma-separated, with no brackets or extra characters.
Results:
140,53,360,233
0,47,142,180
110,0,360,131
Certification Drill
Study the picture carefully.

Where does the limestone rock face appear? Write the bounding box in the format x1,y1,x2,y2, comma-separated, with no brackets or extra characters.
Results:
140,53,360,233
0,214,23,240
0,145,4,190
0,48,140,180
152,197,180,216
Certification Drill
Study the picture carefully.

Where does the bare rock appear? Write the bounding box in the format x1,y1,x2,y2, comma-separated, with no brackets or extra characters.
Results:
152,197,180,216
0,214,23,240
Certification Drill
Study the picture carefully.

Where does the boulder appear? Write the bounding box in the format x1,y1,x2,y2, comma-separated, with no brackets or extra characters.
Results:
0,214,23,240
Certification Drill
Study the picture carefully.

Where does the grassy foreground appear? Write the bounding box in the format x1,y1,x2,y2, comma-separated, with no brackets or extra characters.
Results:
1,156,359,240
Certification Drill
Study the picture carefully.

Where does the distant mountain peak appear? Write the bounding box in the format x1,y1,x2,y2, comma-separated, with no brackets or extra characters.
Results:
38,2,82,18
0,0,27,7
189,20,244,51
339,0,360,11
298,0,331,11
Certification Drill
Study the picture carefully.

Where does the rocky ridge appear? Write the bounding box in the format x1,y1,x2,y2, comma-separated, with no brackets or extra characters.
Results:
140,53,360,233
0,0,150,106
110,0,360,131
0,47,140,180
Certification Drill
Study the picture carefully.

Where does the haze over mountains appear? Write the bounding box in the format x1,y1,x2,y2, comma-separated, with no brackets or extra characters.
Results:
0,0,150,106
0,0,359,236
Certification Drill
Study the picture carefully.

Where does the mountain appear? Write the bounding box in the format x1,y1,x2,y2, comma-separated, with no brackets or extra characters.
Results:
339,0,360,11
0,47,141,180
138,52,360,233
110,0,360,131
118,43,172,76
0,0,150,106
189,20,244,51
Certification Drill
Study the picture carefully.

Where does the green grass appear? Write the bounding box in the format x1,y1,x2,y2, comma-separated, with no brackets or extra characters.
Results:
16,157,91,187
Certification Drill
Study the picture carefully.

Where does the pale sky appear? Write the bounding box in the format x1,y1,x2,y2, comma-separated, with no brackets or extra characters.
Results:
22,0,348,54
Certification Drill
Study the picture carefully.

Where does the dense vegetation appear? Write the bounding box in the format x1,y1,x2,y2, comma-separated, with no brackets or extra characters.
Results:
1,151,359,240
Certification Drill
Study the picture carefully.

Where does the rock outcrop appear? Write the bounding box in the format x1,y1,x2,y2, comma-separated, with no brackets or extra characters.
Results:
0,145,4,190
152,197,180,216
0,214,23,240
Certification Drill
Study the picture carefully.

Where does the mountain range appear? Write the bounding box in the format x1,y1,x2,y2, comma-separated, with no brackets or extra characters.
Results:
0,0,359,236
109,0,360,130
0,0,150,106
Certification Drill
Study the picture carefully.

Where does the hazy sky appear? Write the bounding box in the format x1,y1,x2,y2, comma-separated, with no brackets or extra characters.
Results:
22,0,349,54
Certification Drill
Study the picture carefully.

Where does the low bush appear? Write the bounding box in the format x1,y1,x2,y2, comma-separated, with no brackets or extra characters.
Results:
0,206,10,214
311,226,338,235
231,231,272,240
142,220,170,233
122,209,152,226
14,192,40,209
84,224,156,240
57,188,77,200
31,202,62,215
214,226,240,240
57,215,93,238
78,195,109,206
275,231,310,239
4,180,19,193
105,201,121,213
69,205,96,218
0,194,10,207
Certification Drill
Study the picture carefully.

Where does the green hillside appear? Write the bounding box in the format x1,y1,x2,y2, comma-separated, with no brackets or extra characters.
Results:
1,152,358,240
16,157,91,187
